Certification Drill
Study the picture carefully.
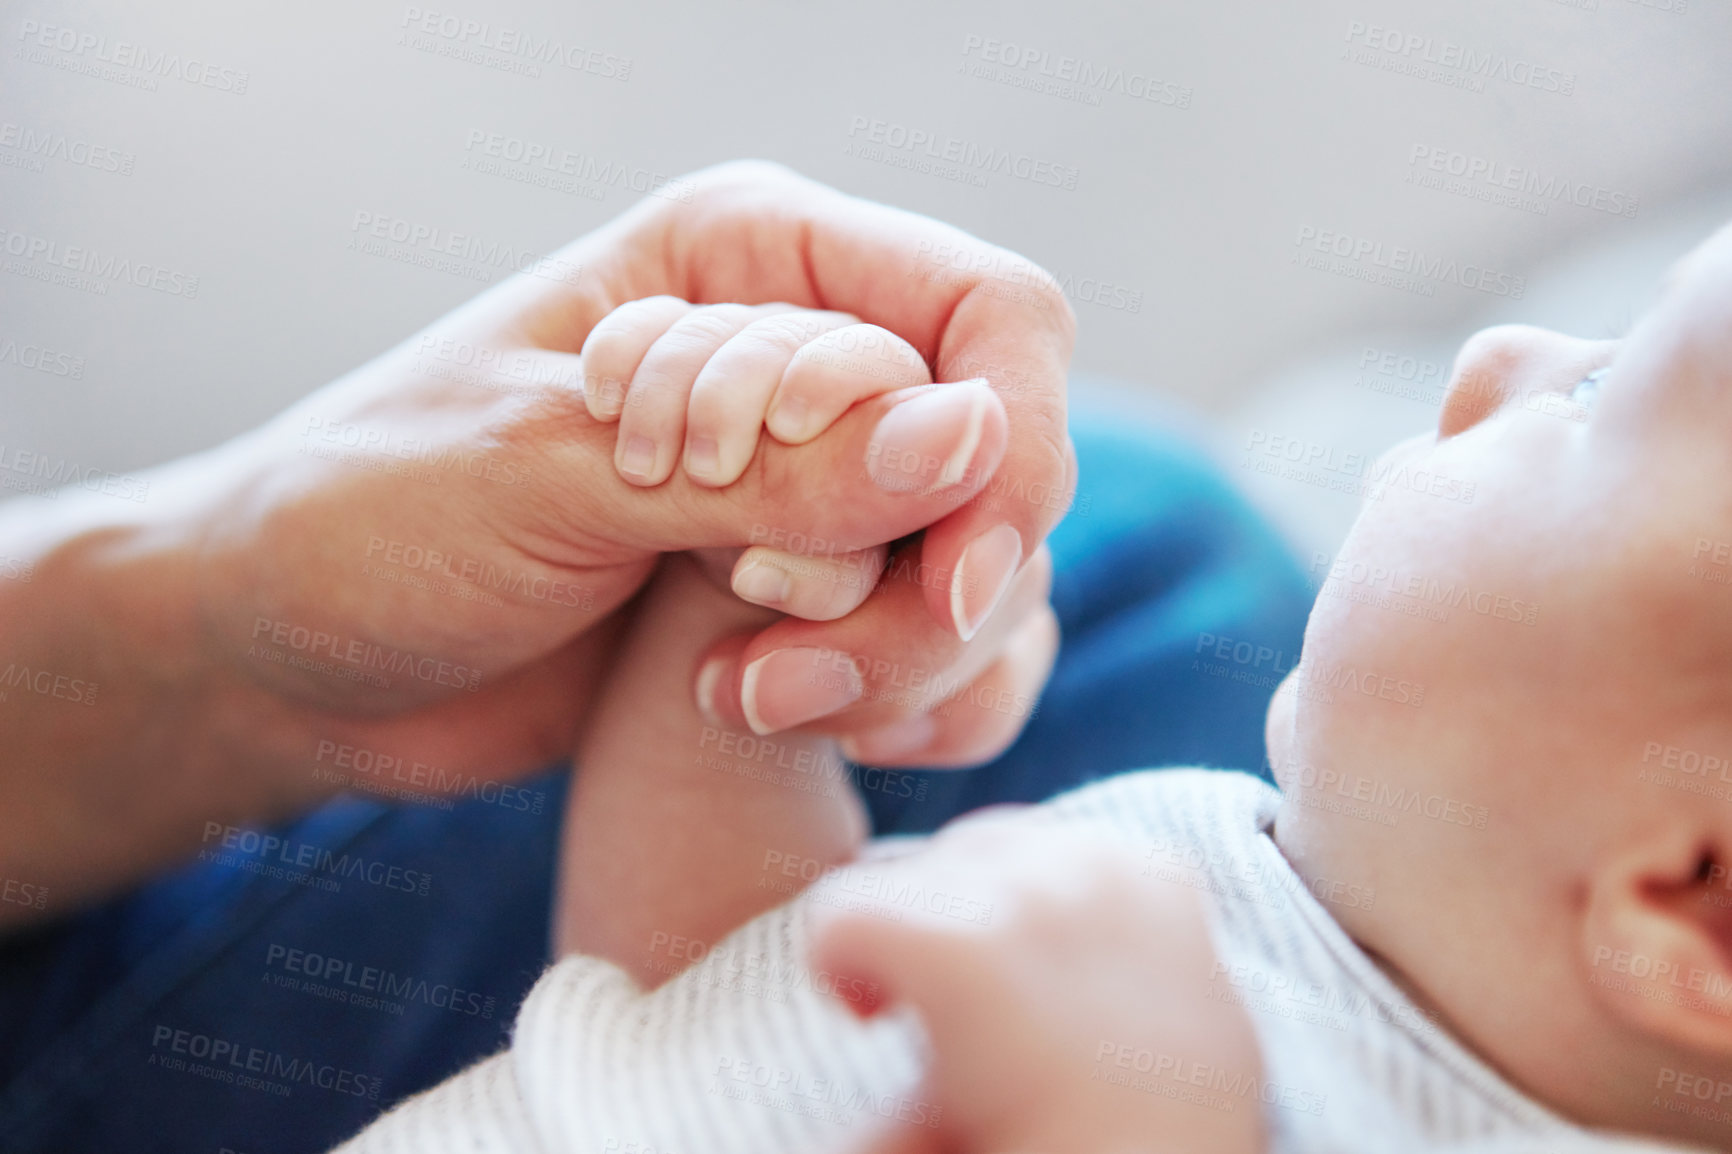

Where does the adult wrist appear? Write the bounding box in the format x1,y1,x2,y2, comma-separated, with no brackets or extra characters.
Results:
0,444,318,920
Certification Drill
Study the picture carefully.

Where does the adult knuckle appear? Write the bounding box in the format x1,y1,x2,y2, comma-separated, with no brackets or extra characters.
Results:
708,158,798,190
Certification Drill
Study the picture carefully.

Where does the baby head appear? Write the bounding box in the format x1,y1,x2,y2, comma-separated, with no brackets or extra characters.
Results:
1266,220,1732,1145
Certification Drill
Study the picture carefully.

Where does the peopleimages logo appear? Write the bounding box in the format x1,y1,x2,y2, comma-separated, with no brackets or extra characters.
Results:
0,442,150,503
299,416,534,488
248,615,484,693
1293,225,1524,300
1,876,47,910
149,1024,381,1099
398,7,631,80
199,821,433,896
958,34,1192,109
1092,1041,1328,1117
264,944,498,1018
1341,21,1576,96
0,337,85,379
0,121,135,175
348,211,582,287
1242,427,1478,505
711,1057,944,1128
16,20,251,94
909,239,1143,315
1310,553,1540,627
461,131,693,203
364,536,593,609
1406,145,1639,219
0,226,200,298
314,738,547,814
845,116,1080,191
0,662,98,705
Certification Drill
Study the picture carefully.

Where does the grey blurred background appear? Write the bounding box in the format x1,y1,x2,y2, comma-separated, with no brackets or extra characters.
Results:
4,0,1731,561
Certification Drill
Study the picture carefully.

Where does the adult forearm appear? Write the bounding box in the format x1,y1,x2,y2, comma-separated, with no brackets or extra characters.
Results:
0,445,298,925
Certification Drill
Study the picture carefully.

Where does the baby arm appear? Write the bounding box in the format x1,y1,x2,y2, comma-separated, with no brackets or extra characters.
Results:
553,551,867,979
555,299,934,979
349,774,1264,1154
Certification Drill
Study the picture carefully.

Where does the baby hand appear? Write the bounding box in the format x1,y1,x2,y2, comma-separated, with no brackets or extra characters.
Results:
581,297,932,487
809,812,1268,1154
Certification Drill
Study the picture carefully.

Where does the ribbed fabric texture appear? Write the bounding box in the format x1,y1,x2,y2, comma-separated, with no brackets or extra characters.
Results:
331,770,1689,1154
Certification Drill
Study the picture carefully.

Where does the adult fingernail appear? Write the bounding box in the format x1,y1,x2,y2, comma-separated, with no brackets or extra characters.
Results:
839,714,938,763
620,434,657,480
740,647,862,735
685,435,720,480
766,393,813,443
694,654,729,724
867,380,990,494
950,523,1022,641
732,560,792,609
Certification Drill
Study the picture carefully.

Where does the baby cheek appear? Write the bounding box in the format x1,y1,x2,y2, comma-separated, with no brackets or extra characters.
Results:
1286,545,1449,738
1264,673,1299,780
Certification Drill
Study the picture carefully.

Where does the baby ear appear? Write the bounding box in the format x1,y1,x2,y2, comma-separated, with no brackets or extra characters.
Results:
1582,825,1732,1055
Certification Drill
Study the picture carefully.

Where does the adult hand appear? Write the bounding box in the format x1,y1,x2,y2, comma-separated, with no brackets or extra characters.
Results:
568,160,1074,764
205,157,1075,761
0,160,1074,917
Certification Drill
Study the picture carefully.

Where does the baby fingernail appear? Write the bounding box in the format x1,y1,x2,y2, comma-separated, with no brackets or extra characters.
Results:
620,434,657,480
950,523,1022,641
741,647,862,735
732,561,792,608
867,381,990,494
839,714,938,763
685,435,720,480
